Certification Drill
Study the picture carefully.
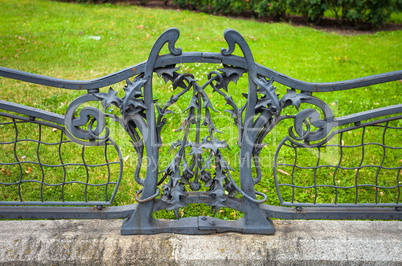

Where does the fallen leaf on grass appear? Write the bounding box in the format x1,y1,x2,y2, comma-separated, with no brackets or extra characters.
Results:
277,169,290,176
88,36,100,41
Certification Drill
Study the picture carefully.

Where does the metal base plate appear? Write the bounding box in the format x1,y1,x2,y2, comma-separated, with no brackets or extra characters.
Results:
121,216,275,235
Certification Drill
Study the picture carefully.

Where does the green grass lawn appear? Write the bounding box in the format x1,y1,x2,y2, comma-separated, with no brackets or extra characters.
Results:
0,0,401,220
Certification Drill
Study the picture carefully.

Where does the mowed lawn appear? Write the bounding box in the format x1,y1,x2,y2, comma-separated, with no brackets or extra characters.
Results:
0,0,401,219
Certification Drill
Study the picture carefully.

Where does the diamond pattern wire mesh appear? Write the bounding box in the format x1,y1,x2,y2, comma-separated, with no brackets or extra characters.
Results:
0,113,123,206
274,118,402,207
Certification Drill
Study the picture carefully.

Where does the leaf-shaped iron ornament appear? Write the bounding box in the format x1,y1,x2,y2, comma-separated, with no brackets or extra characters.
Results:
152,64,247,218
93,76,149,187
94,77,148,116
254,77,280,115
99,88,122,110
278,89,335,142
280,88,309,111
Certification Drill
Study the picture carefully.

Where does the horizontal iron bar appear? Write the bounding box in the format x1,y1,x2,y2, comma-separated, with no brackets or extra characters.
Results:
336,104,402,126
0,100,65,125
0,201,112,206
2,202,399,221
261,205,402,220
278,202,402,207
0,197,400,220
1,53,401,92
0,204,135,219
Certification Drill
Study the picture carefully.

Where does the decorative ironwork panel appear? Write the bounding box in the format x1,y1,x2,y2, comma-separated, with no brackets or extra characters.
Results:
0,28,401,234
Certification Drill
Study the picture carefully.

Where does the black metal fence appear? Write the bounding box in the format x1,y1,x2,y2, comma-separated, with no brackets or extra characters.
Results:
0,28,401,234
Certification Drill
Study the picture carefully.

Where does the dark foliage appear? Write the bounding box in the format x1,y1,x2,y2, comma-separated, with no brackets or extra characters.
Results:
58,0,401,29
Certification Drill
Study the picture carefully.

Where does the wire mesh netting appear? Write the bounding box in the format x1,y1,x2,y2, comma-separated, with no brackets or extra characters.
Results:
0,113,123,205
274,118,402,207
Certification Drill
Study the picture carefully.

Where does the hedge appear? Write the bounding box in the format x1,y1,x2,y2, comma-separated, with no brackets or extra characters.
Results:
58,0,401,29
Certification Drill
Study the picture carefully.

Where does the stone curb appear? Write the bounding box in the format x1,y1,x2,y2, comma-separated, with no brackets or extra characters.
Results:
0,220,401,265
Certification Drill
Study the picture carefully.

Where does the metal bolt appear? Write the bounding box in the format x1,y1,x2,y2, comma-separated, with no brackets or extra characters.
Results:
396,207,401,212
296,206,302,211
209,220,215,226
96,205,103,210
201,216,207,220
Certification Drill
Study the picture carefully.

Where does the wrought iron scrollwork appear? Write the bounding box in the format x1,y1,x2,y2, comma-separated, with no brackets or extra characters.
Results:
0,27,401,235
65,77,149,190
155,67,241,218
65,94,110,145
279,89,335,143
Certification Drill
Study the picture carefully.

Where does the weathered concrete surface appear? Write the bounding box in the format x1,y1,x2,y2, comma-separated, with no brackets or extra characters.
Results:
0,220,400,265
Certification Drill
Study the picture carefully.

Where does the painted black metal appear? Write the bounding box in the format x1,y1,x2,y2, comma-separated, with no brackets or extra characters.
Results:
1,55,401,92
1,194,400,220
0,28,401,235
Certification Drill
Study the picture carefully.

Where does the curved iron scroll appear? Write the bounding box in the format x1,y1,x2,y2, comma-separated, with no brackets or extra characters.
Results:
0,28,401,235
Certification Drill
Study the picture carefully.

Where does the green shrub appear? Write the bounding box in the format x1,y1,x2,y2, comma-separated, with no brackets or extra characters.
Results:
210,0,233,14
57,0,401,29
326,0,400,29
256,0,288,20
172,0,223,13
228,0,248,15
364,0,398,28
288,0,327,23
172,0,188,8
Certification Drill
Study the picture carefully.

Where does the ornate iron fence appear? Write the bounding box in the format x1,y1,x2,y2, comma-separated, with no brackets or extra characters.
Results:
0,28,401,234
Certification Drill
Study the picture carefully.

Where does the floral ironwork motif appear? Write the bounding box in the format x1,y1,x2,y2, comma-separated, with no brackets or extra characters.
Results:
0,28,401,234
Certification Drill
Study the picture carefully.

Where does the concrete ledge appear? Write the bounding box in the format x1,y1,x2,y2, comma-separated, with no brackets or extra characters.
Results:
0,219,400,265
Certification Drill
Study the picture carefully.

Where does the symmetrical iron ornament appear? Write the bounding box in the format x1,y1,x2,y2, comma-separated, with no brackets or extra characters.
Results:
0,28,401,234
